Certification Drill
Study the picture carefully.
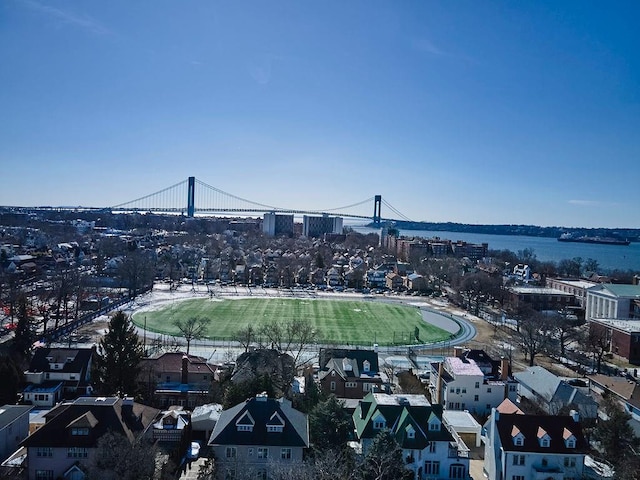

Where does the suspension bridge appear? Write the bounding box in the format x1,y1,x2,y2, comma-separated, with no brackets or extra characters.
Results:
107,176,411,225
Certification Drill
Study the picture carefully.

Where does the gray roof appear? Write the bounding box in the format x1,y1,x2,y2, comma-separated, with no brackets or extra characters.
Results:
0,405,33,429
514,366,597,410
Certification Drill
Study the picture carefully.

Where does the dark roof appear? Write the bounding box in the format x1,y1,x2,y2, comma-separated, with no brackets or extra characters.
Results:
319,348,379,372
495,413,589,454
21,397,159,448
209,395,308,448
0,405,33,429
28,347,94,375
353,393,452,449
139,351,216,375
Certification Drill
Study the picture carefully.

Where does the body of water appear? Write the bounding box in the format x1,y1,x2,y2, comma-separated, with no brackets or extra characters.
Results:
352,225,640,272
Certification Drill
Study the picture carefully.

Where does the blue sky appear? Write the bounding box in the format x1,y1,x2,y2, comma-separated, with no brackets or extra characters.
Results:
1,1,638,228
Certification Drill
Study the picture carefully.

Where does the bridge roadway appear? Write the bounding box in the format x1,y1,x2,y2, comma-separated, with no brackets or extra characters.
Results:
120,282,477,364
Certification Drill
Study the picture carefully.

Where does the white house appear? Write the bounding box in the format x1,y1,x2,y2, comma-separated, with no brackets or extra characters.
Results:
429,349,518,418
483,403,589,480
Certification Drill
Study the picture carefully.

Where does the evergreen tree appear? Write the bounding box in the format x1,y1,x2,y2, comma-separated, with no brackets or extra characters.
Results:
593,395,640,470
0,355,23,404
361,430,413,480
309,395,352,453
95,311,144,396
11,294,35,358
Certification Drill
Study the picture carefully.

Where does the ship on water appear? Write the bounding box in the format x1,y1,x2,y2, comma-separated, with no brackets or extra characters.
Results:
557,232,630,246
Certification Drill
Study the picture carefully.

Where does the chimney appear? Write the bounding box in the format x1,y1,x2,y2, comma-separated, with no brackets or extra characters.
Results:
453,346,464,358
570,410,580,423
500,357,509,381
181,355,189,384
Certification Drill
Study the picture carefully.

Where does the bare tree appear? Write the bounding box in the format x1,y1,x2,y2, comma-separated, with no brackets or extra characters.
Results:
234,324,257,353
173,316,210,355
582,324,610,373
259,319,317,368
514,310,552,366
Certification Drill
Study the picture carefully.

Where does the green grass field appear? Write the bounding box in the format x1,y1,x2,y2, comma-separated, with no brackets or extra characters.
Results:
131,297,452,346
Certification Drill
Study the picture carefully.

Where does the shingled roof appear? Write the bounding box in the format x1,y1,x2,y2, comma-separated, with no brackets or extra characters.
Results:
209,394,309,448
494,413,589,454
21,397,159,448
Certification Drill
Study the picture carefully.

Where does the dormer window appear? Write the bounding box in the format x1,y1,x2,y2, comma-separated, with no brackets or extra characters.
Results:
406,425,415,439
266,412,285,433
363,360,371,373
537,427,551,447
236,411,255,432
512,426,524,446
373,413,386,430
563,428,576,448
427,412,441,431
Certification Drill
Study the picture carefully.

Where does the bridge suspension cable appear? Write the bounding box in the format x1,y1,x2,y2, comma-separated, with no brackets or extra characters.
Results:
382,198,412,222
111,179,188,210
316,197,375,213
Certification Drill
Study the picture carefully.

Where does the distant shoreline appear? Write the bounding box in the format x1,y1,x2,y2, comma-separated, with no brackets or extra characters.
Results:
366,221,638,243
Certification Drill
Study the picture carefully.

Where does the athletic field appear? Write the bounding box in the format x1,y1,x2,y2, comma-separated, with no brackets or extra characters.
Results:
131,297,452,346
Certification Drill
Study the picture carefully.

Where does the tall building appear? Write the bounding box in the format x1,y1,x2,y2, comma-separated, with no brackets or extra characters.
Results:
263,213,294,237
302,215,343,237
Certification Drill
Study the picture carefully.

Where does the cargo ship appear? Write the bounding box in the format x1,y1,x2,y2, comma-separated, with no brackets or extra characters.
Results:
557,233,630,246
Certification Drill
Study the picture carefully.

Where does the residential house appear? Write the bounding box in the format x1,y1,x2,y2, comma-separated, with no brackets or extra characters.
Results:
405,273,428,292
151,407,191,444
428,349,518,418
0,405,32,463
352,392,471,480
21,396,159,480
208,393,309,480
138,352,217,409
588,373,640,422
386,272,404,291
22,347,95,408
317,348,386,399
513,366,598,419
483,404,589,480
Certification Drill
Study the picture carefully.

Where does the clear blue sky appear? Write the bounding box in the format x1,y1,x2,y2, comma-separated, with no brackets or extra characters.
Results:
1,1,638,228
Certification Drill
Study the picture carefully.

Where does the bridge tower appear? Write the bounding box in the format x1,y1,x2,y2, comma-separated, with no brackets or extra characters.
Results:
373,195,382,225
187,176,195,217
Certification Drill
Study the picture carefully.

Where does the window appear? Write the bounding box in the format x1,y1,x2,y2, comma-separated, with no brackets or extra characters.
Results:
429,421,440,431
564,457,576,468
541,438,550,447
248,448,253,456
461,388,466,393
330,381,336,391
363,383,371,392
374,419,385,430
450,387,455,393
475,381,480,389
71,427,89,436
541,458,548,467
511,476,525,480
512,455,525,466
509,385,517,392
238,425,253,432
281,448,292,460
225,447,236,459
424,461,440,475
455,388,460,394
566,437,576,448
426,441,436,453
255,469,267,480
35,471,54,480
36,447,53,457
450,464,466,479
474,395,479,401
407,429,415,439
487,387,492,393
67,447,88,458
346,382,357,388
514,436,524,446
257,448,269,459
267,425,283,433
